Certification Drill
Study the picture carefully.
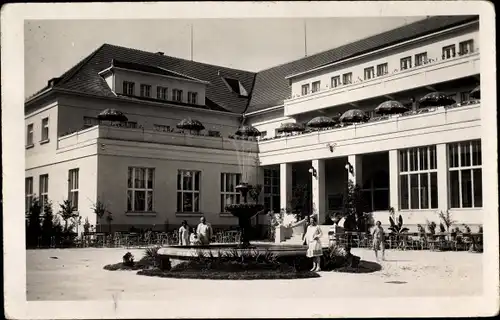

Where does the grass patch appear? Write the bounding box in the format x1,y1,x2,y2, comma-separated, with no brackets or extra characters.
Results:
137,268,319,280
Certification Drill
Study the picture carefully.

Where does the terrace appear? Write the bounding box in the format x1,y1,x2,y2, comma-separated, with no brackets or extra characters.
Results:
258,101,480,165
57,124,259,152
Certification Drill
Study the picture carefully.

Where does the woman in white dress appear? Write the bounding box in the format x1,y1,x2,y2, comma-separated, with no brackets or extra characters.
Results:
178,220,190,246
305,215,323,271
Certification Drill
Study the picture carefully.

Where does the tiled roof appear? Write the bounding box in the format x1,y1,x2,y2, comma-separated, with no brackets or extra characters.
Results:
110,59,207,83
37,44,256,114
28,15,477,115
246,15,478,113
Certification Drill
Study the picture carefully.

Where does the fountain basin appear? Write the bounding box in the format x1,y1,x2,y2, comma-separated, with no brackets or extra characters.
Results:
159,243,307,260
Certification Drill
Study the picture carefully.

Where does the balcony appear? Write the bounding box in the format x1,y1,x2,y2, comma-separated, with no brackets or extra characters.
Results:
57,125,259,153
284,51,480,116
258,102,481,165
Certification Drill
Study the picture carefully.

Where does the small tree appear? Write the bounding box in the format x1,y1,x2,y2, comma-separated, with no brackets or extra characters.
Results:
26,197,42,248
342,180,367,231
91,199,108,232
106,212,113,233
41,200,55,246
58,199,78,234
426,220,437,235
438,210,455,240
83,217,91,234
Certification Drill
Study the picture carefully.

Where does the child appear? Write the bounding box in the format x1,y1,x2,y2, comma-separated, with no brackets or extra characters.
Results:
372,221,386,261
189,228,201,245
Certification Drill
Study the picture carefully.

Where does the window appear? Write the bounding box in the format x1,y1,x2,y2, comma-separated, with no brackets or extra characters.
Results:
400,56,412,70
25,177,33,213
311,81,321,93
442,45,456,59
188,91,198,104
140,84,151,97
331,76,341,88
460,91,470,103
123,81,135,95
376,63,388,76
301,84,310,95
220,173,241,212
41,117,49,142
258,131,267,139
177,170,201,213
459,40,474,55
157,86,168,100
361,171,389,212
448,140,482,208
26,124,34,146
342,73,352,85
172,89,183,102
263,168,280,213
399,146,438,210
68,169,79,211
364,67,375,80
39,174,49,211
153,124,171,132
415,52,428,67
127,167,154,212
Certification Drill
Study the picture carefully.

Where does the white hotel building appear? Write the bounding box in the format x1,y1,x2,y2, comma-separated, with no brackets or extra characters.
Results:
25,16,483,235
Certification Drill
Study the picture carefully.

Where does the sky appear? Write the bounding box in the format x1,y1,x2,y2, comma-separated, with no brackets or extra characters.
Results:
24,17,424,98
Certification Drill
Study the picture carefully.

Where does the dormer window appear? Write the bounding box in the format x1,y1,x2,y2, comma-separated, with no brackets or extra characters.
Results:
311,81,321,93
442,44,456,59
301,84,310,95
364,67,375,80
173,89,183,102
123,81,135,95
221,77,249,97
188,92,198,104
459,40,474,55
140,84,152,97
400,56,412,70
157,86,168,100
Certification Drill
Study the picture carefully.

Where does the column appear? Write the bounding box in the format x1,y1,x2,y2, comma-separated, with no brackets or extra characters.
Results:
436,144,449,212
347,154,363,186
280,163,292,212
311,159,326,224
389,150,399,210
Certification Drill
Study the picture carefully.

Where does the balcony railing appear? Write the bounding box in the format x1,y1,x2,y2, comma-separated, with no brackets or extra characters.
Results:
286,48,479,102
57,124,259,152
258,102,480,160
262,100,479,142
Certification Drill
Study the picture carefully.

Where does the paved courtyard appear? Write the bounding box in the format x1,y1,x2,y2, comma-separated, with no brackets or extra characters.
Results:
26,247,483,301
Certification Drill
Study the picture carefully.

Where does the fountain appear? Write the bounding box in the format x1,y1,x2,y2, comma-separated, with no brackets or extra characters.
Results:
159,124,307,260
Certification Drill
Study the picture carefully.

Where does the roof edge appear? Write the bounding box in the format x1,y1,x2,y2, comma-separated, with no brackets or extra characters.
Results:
285,17,479,80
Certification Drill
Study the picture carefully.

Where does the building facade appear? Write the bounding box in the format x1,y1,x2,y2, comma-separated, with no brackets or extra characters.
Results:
25,15,482,233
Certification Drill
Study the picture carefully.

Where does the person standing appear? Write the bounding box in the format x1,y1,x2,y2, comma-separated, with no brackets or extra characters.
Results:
305,215,323,271
196,216,212,245
178,220,190,246
289,215,310,245
372,221,386,261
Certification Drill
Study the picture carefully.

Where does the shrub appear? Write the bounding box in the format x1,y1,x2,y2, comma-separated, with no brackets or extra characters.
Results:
426,220,437,235
123,252,134,266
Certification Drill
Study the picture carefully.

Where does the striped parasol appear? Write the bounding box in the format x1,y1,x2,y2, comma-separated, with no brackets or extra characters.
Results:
375,100,410,115
418,92,456,107
340,109,370,123
97,109,128,122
